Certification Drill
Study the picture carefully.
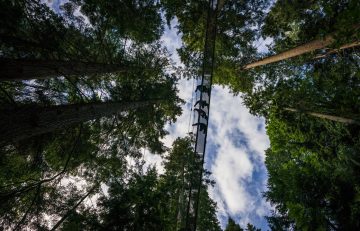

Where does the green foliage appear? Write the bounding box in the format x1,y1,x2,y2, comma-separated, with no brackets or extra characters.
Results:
161,0,268,94
225,217,244,231
55,137,221,231
262,0,360,52
99,167,162,230
0,0,99,61
243,52,360,118
157,137,221,231
238,4,360,229
71,0,163,43
265,109,360,230
1,0,360,230
0,1,184,229
224,217,261,231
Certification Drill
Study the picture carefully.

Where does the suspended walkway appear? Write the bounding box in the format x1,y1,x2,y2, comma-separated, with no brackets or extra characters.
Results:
184,0,223,230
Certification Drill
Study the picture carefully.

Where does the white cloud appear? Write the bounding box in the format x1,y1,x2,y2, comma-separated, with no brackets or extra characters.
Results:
41,0,68,12
161,18,184,66
206,86,271,228
143,150,165,174
254,37,274,54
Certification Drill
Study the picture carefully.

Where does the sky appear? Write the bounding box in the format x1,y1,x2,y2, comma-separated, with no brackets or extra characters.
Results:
150,19,273,230
45,1,273,229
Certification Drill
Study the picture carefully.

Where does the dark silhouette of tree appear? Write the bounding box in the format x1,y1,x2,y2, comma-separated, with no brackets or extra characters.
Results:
225,217,244,231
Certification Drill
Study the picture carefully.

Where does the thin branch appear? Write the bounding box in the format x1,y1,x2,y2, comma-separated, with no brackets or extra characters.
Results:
0,125,83,200
13,184,41,230
65,76,90,101
50,185,98,231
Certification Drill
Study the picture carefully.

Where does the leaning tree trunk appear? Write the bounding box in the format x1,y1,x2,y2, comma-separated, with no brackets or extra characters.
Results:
243,37,360,70
313,41,360,59
284,107,360,125
0,100,160,145
0,58,130,81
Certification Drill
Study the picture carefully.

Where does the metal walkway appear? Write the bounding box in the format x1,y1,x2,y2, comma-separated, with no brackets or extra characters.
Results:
185,0,221,230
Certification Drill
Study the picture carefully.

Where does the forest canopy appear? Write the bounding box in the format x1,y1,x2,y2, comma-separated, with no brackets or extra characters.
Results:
0,0,359,230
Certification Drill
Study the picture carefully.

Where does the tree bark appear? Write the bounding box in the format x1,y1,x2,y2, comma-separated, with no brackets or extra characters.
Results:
243,37,360,70
243,36,335,70
0,58,129,81
284,107,360,125
0,100,160,145
313,41,360,59
216,0,226,12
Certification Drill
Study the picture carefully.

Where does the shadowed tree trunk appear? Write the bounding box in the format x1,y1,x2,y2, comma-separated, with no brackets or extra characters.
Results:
243,37,360,69
284,107,360,125
0,100,160,145
0,58,130,81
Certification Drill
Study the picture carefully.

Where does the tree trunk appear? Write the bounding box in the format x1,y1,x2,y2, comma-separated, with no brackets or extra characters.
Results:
50,185,97,231
284,107,360,125
243,37,360,70
216,0,226,12
243,36,335,69
313,41,360,59
0,100,160,145
0,58,129,81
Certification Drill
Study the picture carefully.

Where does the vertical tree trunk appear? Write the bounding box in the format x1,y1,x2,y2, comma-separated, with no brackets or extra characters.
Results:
284,107,360,125
0,100,160,144
0,58,129,81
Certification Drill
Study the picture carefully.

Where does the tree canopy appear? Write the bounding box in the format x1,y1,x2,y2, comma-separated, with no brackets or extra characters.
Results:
1,0,360,230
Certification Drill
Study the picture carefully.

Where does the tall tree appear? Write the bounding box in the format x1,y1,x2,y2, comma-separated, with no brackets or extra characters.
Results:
242,51,360,121
0,1,183,230
57,137,222,231
0,0,165,81
157,137,221,231
243,37,360,69
0,99,160,145
265,111,360,230
283,107,360,125
262,0,360,52
0,59,131,81
98,167,163,231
